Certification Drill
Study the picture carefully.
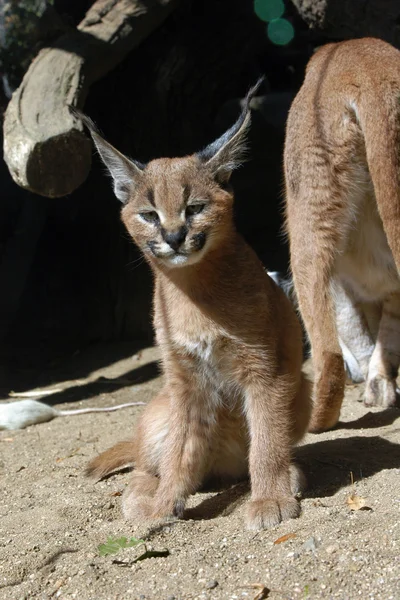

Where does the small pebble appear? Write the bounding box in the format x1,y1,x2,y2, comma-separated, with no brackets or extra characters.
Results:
206,580,219,589
303,537,317,552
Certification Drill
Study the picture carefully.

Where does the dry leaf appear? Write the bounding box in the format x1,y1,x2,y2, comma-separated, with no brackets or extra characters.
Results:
110,491,122,497
347,494,366,511
273,532,296,545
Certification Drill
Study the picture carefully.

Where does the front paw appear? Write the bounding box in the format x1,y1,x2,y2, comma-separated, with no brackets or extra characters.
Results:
151,496,186,521
364,375,396,408
245,497,300,530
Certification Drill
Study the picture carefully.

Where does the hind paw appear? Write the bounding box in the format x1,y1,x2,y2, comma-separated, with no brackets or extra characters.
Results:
122,493,155,521
121,471,160,521
364,375,397,408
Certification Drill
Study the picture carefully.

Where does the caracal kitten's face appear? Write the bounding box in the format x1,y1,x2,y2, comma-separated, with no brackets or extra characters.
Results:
120,157,233,268
69,81,263,269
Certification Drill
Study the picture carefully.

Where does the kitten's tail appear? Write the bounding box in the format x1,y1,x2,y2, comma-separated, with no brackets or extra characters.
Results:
85,440,137,479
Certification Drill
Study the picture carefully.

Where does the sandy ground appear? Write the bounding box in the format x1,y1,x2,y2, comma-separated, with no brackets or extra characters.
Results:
1,343,399,600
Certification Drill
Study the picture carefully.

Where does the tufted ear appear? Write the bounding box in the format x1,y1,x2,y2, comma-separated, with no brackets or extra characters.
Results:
69,106,144,204
197,77,264,183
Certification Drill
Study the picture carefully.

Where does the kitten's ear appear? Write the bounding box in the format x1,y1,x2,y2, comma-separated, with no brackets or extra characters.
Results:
197,77,264,183
68,106,144,203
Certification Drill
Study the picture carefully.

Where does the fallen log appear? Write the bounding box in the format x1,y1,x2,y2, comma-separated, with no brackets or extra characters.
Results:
3,0,179,198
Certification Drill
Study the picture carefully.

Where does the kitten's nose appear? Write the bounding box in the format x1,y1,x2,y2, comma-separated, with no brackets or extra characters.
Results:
163,227,187,251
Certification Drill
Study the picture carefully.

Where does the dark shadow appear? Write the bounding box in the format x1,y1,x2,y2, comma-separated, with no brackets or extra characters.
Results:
40,360,160,407
184,481,250,521
39,547,79,568
0,340,158,401
337,407,400,430
170,435,400,522
297,435,400,498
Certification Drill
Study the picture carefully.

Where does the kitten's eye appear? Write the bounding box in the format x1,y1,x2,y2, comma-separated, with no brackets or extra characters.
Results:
139,211,159,224
186,204,206,217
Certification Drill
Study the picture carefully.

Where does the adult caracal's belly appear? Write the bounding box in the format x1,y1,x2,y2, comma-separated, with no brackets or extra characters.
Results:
336,191,400,302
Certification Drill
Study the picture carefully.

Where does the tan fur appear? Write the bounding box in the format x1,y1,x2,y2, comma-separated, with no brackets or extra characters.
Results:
81,89,311,529
284,37,400,432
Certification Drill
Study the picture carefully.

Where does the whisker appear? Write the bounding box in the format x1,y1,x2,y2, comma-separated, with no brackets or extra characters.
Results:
126,255,146,270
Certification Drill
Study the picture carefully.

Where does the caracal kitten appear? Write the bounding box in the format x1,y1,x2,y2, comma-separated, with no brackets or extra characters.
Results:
72,85,311,530
285,37,400,433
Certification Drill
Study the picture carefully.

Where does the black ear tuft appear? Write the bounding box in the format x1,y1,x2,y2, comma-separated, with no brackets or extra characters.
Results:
68,105,102,136
197,77,265,181
68,105,144,204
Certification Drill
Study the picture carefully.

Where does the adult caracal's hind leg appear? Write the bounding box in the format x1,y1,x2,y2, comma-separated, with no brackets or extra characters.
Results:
288,194,347,433
364,293,400,408
295,278,345,432
334,282,377,384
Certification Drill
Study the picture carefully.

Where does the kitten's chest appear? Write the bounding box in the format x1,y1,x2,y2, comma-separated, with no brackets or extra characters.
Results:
173,315,230,372
156,289,234,383
179,330,234,392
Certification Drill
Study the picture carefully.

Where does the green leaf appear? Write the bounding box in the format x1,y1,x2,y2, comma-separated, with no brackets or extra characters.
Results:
98,536,145,557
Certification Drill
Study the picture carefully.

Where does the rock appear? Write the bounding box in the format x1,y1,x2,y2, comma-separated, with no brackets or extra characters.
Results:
303,536,318,552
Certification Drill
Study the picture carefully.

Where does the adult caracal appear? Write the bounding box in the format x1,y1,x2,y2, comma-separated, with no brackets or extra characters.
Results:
285,37,400,433
72,84,311,530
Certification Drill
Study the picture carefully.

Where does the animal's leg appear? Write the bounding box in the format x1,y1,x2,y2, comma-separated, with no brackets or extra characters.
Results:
290,373,312,443
244,376,300,530
291,260,345,432
334,282,377,383
288,182,352,432
150,370,217,520
364,292,400,407
122,471,160,520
